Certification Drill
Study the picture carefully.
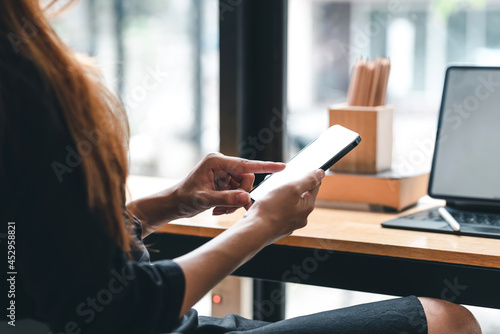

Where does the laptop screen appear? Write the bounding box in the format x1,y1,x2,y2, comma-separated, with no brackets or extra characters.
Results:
429,67,500,203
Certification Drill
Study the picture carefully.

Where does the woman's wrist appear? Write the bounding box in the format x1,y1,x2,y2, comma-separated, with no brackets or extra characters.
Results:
126,182,185,238
235,210,276,250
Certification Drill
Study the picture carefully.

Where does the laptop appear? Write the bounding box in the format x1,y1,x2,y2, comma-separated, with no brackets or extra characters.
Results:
382,66,500,238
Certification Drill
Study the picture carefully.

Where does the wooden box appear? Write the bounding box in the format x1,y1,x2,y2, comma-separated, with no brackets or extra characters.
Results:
329,103,393,173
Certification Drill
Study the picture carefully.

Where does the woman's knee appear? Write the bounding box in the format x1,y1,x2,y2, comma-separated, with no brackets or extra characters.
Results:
417,297,481,334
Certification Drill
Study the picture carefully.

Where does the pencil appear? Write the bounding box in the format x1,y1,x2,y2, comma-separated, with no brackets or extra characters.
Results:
347,59,362,106
356,60,368,106
368,58,381,106
364,61,375,106
379,58,390,105
346,57,390,106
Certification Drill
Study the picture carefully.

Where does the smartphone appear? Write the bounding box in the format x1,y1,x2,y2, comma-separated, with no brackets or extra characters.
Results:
250,125,361,202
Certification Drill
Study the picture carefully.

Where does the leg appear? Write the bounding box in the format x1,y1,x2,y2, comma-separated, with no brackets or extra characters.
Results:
195,296,482,334
418,297,482,334
197,296,428,333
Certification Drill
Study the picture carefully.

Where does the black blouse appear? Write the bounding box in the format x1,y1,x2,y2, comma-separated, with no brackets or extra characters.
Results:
0,39,186,333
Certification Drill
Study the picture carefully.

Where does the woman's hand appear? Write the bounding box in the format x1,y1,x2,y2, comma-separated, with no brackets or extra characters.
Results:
127,153,284,238
241,169,325,245
175,152,286,217
175,168,325,316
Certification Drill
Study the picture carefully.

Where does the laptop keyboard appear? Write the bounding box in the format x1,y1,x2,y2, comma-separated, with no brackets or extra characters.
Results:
405,207,500,227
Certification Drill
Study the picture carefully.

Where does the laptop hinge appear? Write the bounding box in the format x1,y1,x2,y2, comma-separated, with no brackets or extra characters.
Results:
446,199,500,213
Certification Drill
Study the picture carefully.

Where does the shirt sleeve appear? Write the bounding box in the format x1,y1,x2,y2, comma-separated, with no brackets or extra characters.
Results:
0,42,186,333
128,213,152,263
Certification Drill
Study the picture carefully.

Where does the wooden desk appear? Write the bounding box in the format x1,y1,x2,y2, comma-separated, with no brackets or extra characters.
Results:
128,176,500,313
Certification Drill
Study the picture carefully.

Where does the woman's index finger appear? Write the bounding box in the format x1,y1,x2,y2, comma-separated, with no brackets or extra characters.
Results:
222,156,286,174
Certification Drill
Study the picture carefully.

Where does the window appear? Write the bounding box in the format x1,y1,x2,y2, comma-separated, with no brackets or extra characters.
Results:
52,0,219,178
288,0,500,171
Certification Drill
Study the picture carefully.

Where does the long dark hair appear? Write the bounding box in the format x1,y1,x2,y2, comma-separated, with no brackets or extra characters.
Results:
1,0,133,254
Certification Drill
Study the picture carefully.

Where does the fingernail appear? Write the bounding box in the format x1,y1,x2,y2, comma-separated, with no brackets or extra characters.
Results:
237,192,249,204
316,169,325,178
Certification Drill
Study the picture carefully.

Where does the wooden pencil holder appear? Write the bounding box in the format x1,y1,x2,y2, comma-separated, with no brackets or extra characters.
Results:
329,103,393,174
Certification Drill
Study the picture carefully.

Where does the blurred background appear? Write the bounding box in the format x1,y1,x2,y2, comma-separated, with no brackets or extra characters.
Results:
51,0,500,331
53,0,500,180
53,0,220,177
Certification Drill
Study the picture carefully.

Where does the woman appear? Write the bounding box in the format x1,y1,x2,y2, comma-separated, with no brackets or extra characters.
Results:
0,1,481,333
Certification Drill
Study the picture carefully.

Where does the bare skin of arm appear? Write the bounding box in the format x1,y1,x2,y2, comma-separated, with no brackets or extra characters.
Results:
126,153,286,238
127,152,324,317
174,170,323,316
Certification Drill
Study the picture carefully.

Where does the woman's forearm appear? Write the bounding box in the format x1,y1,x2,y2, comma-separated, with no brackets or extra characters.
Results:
171,170,324,317
173,214,271,317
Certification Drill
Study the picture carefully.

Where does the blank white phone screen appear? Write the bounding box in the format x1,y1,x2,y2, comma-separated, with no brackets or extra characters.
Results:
250,125,360,202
